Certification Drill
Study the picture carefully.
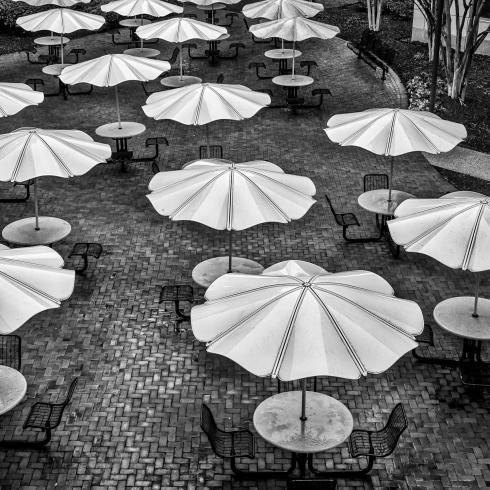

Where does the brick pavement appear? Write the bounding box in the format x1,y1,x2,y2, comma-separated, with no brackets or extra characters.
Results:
0,4,489,490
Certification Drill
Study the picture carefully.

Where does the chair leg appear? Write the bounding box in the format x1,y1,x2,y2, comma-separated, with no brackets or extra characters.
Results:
343,225,383,243
174,300,190,321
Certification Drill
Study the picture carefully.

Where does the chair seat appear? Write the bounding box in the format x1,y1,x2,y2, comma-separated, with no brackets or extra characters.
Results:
160,285,193,303
340,213,359,226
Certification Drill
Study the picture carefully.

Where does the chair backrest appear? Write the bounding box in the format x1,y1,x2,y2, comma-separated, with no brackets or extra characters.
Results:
375,403,408,457
201,403,230,458
363,173,388,192
168,47,179,65
0,334,21,371
324,194,343,226
216,74,224,84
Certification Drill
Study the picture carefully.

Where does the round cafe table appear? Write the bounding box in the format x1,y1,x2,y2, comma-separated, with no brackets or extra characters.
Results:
197,3,225,24
2,217,71,246
434,297,490,362
96,122,146,153
42,63,72,99
161,75,202,88
119,18,152,41
253,391,353,477
123,47,160,58
34,36,69,64
0,366,27,416
358,189,414,217
192,256,264,288
272,74,313,99
265,49,302,75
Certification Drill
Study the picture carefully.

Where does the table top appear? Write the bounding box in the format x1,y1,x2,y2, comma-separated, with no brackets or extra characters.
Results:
358,189,415,216
434,297,490,341
192,256,264,288
272,74,314,87
123,47,161,58
264,49,302,60
34,36,69,46
42,63,72,76
0,366,27,416
119,18,152,28
161,75,202,88
210,33,230,42
96,122,146,139
197,3,226,10
253,391,353,454
2,217,71,246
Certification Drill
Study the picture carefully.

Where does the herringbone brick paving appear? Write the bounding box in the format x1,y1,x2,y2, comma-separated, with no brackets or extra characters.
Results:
0,3,488,489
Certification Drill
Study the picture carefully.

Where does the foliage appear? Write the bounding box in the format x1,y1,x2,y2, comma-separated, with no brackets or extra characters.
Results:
385,0,414,19
406,72,446,111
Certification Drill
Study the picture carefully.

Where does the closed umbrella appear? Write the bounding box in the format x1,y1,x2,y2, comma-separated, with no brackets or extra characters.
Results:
0,244,75,334
142,82,270,155
388,191,490,316
16,8,105,64
136,17,227,81
249,16,339,76
0,82,44,117
192,260,424,419
0,127,111,230
243,0,324,20
60,54,170,128
324,108,467,205
147,159,316,274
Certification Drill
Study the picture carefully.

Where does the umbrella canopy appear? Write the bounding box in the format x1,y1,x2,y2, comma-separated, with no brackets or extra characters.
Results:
388,191,490,316
16,8,105,64
243,0,324,20
249,16,339,75
185,0,240,6
0,82,44,117
12,0,90,5
101,0,183,17
136,17,227,78
16,8,105,33
0,127,111,182
148,159,315,271
142,83,271,124
324,108,467,202
0,127,111,229
192,259,424,381
60,54,170,126
147,159,316,230
0,244,75,334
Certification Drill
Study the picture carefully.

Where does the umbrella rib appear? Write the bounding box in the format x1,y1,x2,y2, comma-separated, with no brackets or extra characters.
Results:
270,286,307,378
245,167,314,197
385,109,398,155
312,285,417,339
462,202,486,270
207,86,244,120
309,287,368,376
11,132,33,182
206,286,303,347
0,269,62,305
227,166,234,229
36,134,77,177
194,86,206,125
204,279,303,301
333,111,390,148
397,112,441,154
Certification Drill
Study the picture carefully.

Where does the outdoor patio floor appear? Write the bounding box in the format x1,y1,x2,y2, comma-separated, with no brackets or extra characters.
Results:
0,6,489,490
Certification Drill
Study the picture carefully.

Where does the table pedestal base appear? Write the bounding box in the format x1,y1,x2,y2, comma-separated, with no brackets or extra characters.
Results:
2,217,71,246
192,256,264,288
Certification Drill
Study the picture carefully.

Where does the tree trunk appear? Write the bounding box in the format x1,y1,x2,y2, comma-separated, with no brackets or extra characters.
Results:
367,0,384,31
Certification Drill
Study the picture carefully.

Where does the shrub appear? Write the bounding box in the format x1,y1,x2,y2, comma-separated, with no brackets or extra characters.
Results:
406,72,446,112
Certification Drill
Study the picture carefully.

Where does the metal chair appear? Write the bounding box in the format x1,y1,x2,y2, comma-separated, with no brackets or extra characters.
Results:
460,362,490,388
159,285,194,321
306,88,333,109
0,378,78,448
131,137,169,174
412,324,435,361
200,403,290,479
69,243,103,274
199,145,223,159
363,173,389,228
0,334,21,371
67,48,86,63
348,404,408,475
0,180,33,203
300,60,318,76
216,73,224,84
25,78,45,92
248,62,273,80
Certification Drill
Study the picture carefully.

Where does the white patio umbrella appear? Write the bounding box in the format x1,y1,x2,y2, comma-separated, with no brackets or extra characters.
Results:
249,16,339,76
0,244,75,334
60,54,170,128
142,83,271,154
12,0,90,5
101,0,183,16
243,0,324,20
324,108,467,204
16,8,105,64
147,159,316,272
0,127,111,230
136,17,227,81
192,259,424,419
0,82,44,117
388,191,490,316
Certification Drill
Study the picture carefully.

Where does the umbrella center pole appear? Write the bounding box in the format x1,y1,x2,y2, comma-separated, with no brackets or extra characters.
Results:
228,229,233,273
33,180,40,231
473,275,481,318
387,156,394,203
300,378,307,422
291,38,296,80
115,86,122,129
179,43,183,80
